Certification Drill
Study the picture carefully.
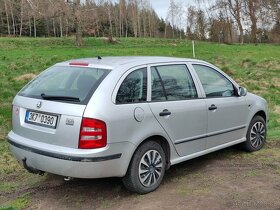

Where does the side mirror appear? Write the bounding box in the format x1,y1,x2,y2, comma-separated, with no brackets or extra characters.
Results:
239,87,247,96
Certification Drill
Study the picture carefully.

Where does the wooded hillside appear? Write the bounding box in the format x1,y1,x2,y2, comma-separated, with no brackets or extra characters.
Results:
0,0,279,44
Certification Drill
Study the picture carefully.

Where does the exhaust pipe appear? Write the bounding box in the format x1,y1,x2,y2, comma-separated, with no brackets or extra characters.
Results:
64,177,73,181
22,158,44,175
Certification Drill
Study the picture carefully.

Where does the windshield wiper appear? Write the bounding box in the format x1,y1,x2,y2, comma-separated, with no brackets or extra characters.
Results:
41,93,80,102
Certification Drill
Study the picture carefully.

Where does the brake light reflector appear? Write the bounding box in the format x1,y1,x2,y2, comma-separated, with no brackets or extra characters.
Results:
79,118,107,149
69,62,89,66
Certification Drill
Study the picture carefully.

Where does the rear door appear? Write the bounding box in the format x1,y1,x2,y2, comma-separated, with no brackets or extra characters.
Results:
148,63,207,157
191,63,249,149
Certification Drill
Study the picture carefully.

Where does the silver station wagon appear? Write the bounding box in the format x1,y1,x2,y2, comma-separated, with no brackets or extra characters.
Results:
8,56,268,194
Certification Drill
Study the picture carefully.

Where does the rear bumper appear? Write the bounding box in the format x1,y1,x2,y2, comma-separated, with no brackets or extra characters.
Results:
7,131,135,178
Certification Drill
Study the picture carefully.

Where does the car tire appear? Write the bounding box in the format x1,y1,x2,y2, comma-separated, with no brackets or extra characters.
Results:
122,141,166,194
243,115,266,152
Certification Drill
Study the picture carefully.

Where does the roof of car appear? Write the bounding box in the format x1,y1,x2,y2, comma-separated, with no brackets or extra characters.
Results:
57,56,204,70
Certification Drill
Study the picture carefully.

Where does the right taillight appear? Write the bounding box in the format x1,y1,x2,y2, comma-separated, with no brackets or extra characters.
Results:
79,118,107,149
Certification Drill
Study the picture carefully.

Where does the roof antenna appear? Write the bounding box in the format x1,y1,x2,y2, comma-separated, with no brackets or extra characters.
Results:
97,56,102,60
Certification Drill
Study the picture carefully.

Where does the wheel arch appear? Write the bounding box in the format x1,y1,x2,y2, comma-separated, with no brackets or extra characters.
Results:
252,110,267,123
246,110,267,135
126,135,172,174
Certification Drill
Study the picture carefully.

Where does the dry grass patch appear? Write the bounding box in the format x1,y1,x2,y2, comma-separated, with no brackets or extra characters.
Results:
271,77,280,88
0,130,5,141
14,73,37,81
274,106,280,115
256,60,280,70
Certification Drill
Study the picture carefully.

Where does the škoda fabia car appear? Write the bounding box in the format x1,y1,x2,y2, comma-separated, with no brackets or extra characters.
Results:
8,56,268,194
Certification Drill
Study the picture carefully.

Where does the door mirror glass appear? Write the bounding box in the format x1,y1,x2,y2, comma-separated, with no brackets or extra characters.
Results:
239,87,247,96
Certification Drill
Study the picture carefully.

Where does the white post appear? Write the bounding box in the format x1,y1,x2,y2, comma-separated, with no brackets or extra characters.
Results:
192,40,196,58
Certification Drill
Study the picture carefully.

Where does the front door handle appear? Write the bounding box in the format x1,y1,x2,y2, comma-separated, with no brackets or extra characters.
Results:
208,104,217,111
159,109,171,117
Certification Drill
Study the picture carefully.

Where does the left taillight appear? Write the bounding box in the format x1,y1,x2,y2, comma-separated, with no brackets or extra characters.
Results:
78,118,107,149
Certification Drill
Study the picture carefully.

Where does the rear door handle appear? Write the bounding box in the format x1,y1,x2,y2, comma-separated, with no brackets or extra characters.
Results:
208,104,217,111
159,109,171,117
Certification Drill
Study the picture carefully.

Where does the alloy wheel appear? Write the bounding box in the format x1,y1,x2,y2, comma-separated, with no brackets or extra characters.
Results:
138,150,163,187
250,121,265,148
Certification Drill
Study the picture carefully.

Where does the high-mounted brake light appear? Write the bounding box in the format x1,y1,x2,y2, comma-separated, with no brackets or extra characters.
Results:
79,118,107,149
69,62,89,66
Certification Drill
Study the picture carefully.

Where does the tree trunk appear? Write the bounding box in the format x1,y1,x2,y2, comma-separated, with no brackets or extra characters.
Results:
74,0,83,46
65,18,69,37
119,0,123,37
0,9,4,27
45,18,50,37
248,0,258,43
164,19,167,38
237,19,244,44
53,19,56,37
95,18,100,37
4,0,10,35
227,0,244,44
9,0,16,35
29,17,32,37
33,15,36,37
59,16,63,37
125,17,128,38
107,5,113,37
19,0,23,36
148,11,152,37
143,11,146,37
228,23,233,43
114,10,119,37
137,11,141,37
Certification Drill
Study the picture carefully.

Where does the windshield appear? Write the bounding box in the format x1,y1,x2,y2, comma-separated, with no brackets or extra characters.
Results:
19,66,110,104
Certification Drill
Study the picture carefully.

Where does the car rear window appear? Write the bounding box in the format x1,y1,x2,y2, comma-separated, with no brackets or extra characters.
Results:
18,66,110,104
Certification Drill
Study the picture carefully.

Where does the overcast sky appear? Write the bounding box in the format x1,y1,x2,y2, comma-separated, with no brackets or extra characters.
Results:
150,0,198,19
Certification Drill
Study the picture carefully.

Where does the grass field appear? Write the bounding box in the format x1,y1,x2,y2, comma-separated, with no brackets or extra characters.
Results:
0,37,279,209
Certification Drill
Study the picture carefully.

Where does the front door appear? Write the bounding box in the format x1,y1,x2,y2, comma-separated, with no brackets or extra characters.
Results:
192,64,249,149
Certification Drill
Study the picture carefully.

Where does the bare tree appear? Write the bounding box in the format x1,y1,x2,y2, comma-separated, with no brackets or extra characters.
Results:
246,0,259,43
0,0,277,43
228,0,244,44
8,0,16,35
128,0,139,37
19,0,24,36
186,6,196,40
167,0,178,38
4,0,11,35
67,0,83,45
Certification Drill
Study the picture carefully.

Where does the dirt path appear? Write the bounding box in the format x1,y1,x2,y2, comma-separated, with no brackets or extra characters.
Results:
1,145,280,210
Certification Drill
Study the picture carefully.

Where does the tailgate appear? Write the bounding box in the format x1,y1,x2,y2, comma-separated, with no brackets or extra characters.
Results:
12,95,86,148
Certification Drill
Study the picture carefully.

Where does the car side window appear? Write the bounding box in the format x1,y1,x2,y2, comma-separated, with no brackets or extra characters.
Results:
193,64,235,98
116,68,147,104
151,64,198,101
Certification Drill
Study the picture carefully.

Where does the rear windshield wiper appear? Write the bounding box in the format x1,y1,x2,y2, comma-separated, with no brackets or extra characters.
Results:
41,93,80,102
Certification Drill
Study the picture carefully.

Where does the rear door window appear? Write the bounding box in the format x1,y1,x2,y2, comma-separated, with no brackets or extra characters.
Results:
19,66,110,104
116,68,147,104
151,64,198,101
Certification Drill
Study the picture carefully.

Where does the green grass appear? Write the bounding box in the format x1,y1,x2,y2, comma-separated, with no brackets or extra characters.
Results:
0,37,279,139
0,194,30,210
0,37,279,208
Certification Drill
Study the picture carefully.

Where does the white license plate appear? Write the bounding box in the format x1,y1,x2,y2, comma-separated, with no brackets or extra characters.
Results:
25,110,58,129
